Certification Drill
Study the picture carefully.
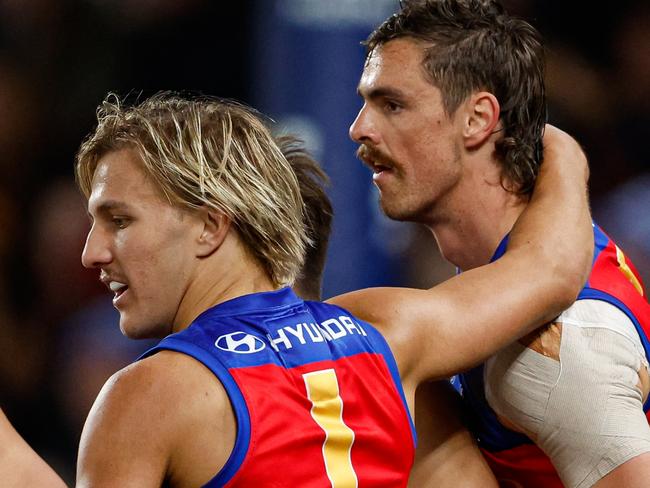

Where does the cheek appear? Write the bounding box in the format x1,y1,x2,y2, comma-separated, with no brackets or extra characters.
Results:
117,217,197,297
116,236,175,298
120,237,159,271
144,230,195,290
410,138,458,175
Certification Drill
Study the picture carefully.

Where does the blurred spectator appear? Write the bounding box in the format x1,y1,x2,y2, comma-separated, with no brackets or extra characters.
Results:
594,4,650,288
611,4,650,176
29,180,99,322
595,174,650,287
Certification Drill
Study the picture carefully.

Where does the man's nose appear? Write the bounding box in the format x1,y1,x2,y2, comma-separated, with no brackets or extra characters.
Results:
81,224,112,269
349,105,379,145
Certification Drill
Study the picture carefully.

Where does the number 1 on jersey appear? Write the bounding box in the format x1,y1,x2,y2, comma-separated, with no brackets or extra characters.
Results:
615,245,644,296
303,369,358,488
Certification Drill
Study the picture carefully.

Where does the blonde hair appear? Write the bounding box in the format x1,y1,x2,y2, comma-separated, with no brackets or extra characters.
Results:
76,93,308,286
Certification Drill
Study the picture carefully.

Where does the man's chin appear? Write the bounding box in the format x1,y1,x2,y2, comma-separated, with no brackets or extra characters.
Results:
119,318,167,340
380,198,414,222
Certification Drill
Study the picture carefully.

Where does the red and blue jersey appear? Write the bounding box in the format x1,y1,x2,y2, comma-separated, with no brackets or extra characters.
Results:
140,287,415,487
451,223,650,487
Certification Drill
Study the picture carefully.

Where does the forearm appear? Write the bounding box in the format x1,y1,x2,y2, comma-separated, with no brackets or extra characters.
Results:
0,410,67,488
507,124,593,310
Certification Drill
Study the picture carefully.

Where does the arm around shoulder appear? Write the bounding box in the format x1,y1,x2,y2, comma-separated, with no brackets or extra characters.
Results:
332,126,593,382
422,125,592,377
436,125,593,375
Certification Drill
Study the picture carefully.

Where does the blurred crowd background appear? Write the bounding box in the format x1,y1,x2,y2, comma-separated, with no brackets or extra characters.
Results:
0,0,647,483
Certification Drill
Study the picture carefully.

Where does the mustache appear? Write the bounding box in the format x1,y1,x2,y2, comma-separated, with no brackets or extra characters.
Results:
356,144,397,168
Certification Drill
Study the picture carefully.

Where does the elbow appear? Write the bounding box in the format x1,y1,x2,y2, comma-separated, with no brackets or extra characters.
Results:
553,270,584,312
549,246,593,312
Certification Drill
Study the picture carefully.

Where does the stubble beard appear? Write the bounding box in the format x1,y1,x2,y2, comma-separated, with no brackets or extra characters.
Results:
378,191,430,224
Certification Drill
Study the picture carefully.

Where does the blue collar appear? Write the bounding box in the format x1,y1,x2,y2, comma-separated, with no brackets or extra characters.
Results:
490,234,510,263
194,287,301,320
456,234,510,275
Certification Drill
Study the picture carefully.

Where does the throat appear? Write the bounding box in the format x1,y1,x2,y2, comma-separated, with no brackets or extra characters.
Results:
433,228,496,271
428,202,525,271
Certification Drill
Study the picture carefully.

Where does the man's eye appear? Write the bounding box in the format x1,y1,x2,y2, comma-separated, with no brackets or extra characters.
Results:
112,217,129,229
384,101,401,113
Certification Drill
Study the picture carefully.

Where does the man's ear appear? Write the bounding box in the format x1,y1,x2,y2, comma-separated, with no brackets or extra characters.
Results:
462,91,500,149
196,208,231,258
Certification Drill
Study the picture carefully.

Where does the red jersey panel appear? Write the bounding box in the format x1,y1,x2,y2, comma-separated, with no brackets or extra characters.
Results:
227,355,412,487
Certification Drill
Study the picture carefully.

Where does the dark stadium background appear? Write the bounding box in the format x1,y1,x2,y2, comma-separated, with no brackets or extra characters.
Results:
0,0,647,482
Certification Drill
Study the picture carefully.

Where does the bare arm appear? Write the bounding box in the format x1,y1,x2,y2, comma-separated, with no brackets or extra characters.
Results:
76,362,170,488
330,125,593,381
0,409,67,488
76,351,234,488
409,382,497,488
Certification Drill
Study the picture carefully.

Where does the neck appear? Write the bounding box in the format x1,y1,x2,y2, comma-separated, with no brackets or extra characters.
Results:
425,156,528,271
173,231,276,332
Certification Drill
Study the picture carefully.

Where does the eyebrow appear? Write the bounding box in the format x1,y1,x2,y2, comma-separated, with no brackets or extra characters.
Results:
357,86,406,101
88,199,133,217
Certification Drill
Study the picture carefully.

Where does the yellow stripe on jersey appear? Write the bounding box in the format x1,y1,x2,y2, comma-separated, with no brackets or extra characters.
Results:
616,245,644,296
303,369,358,488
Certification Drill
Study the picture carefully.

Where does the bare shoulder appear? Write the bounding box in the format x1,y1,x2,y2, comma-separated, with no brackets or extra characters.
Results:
78,351,234,488
88,350,221,423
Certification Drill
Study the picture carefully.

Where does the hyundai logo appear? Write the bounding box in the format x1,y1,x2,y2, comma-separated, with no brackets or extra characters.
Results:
215,332,266,354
